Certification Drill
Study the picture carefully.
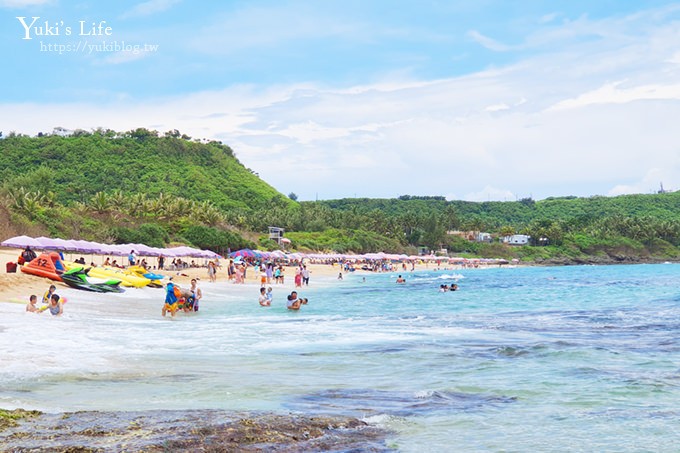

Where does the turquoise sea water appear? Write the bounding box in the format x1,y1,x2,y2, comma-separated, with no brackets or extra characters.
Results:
2,263,680,451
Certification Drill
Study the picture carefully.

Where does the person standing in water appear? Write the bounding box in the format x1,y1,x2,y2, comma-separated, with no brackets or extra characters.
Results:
187,278,202,311
26,295,40,313
258,287,270,306
42,285,57,305
48,294,63,316
163,278,179,317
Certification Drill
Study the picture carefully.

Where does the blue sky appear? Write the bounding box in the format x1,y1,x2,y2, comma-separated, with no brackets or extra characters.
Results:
2,0,680,201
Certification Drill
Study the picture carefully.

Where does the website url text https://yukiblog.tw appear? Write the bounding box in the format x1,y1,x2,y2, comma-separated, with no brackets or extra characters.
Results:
40,40,159,55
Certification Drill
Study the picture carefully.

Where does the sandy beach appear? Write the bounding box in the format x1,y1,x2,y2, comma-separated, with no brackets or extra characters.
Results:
0,247,358,303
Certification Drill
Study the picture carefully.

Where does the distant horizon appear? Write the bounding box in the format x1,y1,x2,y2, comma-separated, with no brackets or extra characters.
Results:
3,1,680,202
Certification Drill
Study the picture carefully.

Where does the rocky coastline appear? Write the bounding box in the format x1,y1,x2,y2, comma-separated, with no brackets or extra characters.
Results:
0,408,391,452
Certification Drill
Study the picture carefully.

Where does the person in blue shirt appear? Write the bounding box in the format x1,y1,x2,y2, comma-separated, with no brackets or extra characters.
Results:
162,279,178,317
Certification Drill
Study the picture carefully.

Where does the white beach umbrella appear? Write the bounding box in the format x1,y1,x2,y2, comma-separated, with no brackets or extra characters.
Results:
0,235,42,249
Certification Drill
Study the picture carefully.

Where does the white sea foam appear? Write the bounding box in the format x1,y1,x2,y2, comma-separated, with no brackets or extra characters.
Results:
436,273,465,280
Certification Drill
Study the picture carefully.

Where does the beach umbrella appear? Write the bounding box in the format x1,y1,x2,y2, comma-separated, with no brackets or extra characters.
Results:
70,239,106,254
229,248,258,258
35,237,79,252
203,250,223,259
165,246,208,258
269,250,286,259
101,244,130,256
127,243,161,257
0,235,43,249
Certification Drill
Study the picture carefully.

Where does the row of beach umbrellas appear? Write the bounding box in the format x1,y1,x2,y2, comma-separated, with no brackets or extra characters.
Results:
0,235,222,259
228,248,517,264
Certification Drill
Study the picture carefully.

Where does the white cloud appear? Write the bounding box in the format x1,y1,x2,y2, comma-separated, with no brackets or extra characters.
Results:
121,0,181,19
485,103,510,112
98,49,154,65
462,186,516,202
186,5,364,56
608,166,680,196
548,80,680,111
539,12,560,24
0,0,51,7
466,30,515,52
3,4,680,201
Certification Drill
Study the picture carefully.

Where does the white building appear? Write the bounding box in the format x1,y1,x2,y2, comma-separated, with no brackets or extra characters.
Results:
503,234,530,245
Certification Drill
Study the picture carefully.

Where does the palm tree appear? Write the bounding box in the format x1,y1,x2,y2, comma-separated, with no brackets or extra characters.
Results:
90,191,111,214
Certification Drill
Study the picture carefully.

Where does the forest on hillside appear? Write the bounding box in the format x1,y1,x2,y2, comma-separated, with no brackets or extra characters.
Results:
1,130,680,263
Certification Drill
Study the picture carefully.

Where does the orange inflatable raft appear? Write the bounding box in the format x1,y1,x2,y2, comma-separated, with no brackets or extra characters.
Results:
21,252,65,281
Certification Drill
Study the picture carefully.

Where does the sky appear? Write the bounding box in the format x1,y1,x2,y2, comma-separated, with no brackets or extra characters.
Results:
2,0,680,202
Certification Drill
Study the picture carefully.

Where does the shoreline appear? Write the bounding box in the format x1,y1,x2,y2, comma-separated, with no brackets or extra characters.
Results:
0,247,502,302
1,247,674,303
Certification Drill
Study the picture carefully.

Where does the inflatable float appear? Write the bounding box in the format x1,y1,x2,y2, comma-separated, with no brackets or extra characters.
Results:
126,265,165,287
21,252,65,281
63,262,151,288
61,267,125,293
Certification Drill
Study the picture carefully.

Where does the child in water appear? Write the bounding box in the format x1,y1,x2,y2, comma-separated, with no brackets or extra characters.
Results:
26,295,40,313
42,285,56,305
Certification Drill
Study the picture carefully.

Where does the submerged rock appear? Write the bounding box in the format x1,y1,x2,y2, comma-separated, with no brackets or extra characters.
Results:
0,409,391,452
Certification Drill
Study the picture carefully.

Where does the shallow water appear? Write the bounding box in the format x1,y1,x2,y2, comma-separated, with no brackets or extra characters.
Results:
2,263,680,451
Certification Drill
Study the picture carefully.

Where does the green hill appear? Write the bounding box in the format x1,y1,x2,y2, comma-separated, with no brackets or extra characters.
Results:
2,129,680,263
318,193,680,229
0,129,289,211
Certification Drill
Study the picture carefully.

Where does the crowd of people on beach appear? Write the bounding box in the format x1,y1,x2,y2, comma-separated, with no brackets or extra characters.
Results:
17,246,469,318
